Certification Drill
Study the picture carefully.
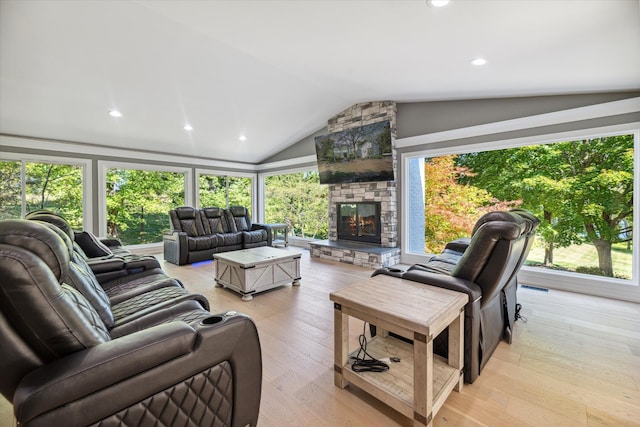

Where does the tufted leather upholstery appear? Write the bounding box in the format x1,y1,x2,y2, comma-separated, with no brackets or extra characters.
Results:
90,362,234,427
165,206,269,265
25,212,184,304
25,210,162,284
373,209,539,383
0,219,263,427
225,206,269,249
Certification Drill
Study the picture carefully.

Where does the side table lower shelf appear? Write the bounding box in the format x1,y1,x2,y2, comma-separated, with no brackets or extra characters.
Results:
339,336,460,422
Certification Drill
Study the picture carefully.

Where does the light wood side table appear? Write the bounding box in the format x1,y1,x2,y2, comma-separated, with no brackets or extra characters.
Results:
329,274,466,427
267,223,288,247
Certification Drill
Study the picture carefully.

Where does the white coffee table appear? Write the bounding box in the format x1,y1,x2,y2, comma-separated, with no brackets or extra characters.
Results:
213,246,302,301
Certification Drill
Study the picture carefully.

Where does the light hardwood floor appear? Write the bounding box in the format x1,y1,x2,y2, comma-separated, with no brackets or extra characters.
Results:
1,248,639,426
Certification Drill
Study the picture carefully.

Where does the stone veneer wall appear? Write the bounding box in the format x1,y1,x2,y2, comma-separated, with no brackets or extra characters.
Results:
310,101,400,269
326,101,398,247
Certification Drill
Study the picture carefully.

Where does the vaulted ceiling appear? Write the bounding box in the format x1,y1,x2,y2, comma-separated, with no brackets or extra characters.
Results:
1,0,639,164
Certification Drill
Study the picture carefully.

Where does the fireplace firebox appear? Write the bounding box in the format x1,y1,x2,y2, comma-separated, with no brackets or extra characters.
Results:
337,202,381,244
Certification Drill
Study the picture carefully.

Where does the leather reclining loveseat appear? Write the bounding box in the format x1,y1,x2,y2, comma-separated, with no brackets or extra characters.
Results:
25,209,162,284
0,219,263,426
164,206,271,265
373,209,539,383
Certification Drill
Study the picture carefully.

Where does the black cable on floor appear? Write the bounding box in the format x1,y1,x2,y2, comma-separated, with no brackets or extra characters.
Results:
350,322,389,373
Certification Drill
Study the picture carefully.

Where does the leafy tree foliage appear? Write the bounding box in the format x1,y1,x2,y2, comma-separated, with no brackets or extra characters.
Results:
106,169,184,244
25,163,83,228
0,161,22,220
199,175,252,209
265,171,328,239
227,176,252,208
0,160,83,228
199,175,227,207
424,155,519,252
457,136,634,277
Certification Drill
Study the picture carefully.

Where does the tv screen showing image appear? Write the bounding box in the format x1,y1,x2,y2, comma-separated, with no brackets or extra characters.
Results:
314,120,394,185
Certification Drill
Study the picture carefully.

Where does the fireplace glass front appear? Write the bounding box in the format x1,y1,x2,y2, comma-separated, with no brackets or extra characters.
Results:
337,202,381,244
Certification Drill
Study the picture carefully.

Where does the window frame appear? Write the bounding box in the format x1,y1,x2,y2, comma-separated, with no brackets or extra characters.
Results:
400,123,639,302
97,161,192,244
0,152,93,232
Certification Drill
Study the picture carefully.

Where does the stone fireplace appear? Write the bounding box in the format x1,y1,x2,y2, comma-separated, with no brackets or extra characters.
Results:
309,101,400,269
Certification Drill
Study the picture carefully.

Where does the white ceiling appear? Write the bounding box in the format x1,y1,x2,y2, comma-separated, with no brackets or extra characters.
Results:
1,0,639,165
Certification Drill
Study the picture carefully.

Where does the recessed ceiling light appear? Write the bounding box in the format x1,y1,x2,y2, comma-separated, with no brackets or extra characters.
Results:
108,109,122,118
239,135,247,141
470,57,487,66
427,0,450,7
183,124,193,131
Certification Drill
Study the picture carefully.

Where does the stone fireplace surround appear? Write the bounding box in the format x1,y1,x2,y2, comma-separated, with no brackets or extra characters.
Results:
309,101,400,269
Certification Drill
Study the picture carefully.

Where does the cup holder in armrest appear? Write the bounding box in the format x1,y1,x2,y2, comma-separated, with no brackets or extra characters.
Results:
386,267,404,273
201,315,224,325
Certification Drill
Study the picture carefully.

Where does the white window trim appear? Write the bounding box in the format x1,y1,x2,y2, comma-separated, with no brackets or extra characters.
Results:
399,122,640,303
0,151,93,233
195,168,257,218
97,161,192,239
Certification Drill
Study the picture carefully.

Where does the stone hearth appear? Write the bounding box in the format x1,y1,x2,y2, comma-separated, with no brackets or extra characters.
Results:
310,239,399,269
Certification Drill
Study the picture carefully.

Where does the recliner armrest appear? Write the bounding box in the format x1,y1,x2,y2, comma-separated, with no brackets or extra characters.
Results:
86,257,126,274
14,314,262,427
100,237,123,248
251,223,269,232
163,230,188,265
402,270,482,304
14,322,198,424
444,237,471,253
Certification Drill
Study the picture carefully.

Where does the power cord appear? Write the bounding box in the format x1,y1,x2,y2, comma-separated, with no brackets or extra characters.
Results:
515,303,528,323
350,322,389,373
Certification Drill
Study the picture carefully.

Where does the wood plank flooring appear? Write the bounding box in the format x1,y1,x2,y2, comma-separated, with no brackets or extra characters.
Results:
1,248,639,426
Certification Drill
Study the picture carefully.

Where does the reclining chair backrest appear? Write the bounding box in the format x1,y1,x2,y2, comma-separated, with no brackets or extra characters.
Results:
25,210,73,238
509,208,541,259
0,220,110,399
169,206,207,236
26,210,88,259
225,206,253,232
200,207,228,234
23,216,117,328
451,218,528,308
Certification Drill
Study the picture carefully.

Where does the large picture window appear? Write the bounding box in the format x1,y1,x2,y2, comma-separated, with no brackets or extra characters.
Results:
102,164,188,245
0,157,88,229
405,133,635,283
263,170,328,239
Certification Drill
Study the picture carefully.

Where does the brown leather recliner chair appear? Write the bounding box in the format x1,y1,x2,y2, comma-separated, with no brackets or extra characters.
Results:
373,209,539,383
0,220,262,426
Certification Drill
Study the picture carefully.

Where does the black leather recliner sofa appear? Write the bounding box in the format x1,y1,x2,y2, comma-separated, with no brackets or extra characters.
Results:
25,209,162,284
373,209,539,383
0,219,263,426
164,206,270,265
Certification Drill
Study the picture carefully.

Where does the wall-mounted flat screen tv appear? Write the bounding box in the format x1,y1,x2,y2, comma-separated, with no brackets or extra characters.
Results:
314,120,394,185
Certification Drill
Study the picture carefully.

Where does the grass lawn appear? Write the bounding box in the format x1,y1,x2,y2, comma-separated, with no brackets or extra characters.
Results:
527,241,633,279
